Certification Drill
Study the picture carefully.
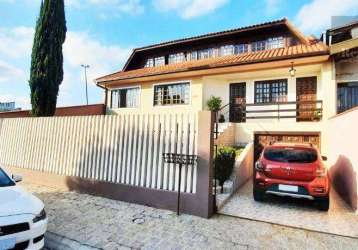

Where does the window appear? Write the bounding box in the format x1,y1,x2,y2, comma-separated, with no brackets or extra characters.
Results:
198,49,213,59
255,79,287,103
337,82,358,113
111,87,140,108
155,56,165,66
168,53,185,64
235,44,249,54
144,58,154,68
264,147,317,163
266,37,285,49
251,40,266,52
187,51,198,61
220,45,235,56
154,82,190,106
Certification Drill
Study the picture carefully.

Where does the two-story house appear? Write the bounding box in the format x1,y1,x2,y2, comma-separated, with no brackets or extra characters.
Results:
96,18,335,159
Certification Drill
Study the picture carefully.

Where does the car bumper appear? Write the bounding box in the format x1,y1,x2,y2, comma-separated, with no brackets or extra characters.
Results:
255,171,330,199
0,215,47,250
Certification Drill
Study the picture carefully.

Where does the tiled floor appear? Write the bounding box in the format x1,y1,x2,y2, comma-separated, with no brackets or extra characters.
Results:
219,180,358,238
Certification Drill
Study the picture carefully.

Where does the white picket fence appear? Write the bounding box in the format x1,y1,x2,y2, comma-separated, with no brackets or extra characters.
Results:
0,113,198,193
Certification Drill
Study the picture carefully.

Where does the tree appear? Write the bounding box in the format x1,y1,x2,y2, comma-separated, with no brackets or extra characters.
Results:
29,0,67,116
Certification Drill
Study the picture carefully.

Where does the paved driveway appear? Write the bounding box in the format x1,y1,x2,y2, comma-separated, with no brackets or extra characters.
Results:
20,181,358,250
219,180,358,238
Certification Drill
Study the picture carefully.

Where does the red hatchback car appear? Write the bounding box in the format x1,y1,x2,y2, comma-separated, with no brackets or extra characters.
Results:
253,143,330,211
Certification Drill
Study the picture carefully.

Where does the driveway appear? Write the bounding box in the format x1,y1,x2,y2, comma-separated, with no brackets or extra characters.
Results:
19,180,358,250
219,180,358,238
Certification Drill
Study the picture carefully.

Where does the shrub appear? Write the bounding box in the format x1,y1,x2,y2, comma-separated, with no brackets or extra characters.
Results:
214,146,236,193
206,96,222,112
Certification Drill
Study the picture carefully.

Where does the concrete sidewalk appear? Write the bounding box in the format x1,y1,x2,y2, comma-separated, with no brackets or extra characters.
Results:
21,181,358,250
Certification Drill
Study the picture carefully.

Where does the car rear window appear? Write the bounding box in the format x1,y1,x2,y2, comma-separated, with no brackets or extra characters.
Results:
264,147,318,163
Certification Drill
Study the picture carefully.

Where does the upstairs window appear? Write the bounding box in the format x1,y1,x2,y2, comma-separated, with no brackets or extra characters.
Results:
154,82,190,106
251,40,266,52
337,82,358,113
168,53,185,64
267,37,285,49
220,45,235,56
144,58,154,68
155,56,165,66
235,44,249,54
255,79,287,103
187,51,198,61
111,87,140,108
198,49,213,59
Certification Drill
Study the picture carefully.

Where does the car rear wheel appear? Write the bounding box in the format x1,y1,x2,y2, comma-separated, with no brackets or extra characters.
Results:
316,197,330,211
253,188,265,202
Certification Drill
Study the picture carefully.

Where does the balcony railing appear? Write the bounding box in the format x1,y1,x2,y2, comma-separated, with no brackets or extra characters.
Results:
218,100,323,123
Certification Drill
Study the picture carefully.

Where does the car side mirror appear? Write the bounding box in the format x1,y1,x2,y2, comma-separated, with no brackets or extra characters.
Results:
12,174,23,183
321,156,328,161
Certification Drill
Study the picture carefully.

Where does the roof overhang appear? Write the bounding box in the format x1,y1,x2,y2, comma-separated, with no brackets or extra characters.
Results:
122,18,310,71
330,37,358,54
99,54,329,88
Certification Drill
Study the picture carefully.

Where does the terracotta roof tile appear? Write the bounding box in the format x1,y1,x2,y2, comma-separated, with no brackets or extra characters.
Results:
97,42,329,83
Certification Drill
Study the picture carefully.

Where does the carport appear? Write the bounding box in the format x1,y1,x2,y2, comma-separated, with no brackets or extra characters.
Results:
217,131,358,238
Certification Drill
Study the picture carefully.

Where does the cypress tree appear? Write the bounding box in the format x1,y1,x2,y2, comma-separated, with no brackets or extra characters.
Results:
29,0,67,116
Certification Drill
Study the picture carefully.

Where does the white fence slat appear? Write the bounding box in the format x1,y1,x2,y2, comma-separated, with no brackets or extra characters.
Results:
0,113,199,194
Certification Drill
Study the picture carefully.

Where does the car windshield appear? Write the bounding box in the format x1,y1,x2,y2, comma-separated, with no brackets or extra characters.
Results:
0,168,15,187
264,147,318,163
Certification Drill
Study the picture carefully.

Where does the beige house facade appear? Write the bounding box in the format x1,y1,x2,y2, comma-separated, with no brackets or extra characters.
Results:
96,18,337,157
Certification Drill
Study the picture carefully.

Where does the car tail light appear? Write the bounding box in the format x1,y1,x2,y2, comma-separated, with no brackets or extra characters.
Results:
255,161,265,172
316,167,327,177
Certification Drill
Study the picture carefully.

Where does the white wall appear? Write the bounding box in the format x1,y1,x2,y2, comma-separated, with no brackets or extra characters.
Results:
326,108,358,212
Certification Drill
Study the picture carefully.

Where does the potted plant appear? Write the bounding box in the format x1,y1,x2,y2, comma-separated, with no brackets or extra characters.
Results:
214,146,236,193
206,96,222,112
218,114,225,123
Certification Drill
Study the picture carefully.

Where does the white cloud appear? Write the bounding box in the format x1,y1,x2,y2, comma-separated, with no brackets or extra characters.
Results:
295,0,358,34
153,0,229,19
63,31,131,82
0,26,133,108
0,60,25,83
265,0,282,16
66,0,144,17
0,26,34,59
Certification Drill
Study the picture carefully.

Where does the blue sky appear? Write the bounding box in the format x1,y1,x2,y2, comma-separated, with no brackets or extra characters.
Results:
0,0,357,109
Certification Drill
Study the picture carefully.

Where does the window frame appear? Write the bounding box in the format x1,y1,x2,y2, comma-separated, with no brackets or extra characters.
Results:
337,81,358,113
110,86,141,109
152,81,191,107
254,79,288,104
251,40,267,52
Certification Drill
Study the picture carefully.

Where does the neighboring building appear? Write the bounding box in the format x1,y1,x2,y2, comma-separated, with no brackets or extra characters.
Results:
322,20,358,113
96,18,335,158
0,102,17,112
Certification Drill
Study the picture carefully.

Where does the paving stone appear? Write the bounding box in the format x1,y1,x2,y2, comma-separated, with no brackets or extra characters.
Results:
20,181,358,250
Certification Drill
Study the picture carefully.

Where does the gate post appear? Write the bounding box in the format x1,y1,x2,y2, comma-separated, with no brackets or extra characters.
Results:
196,111,214,218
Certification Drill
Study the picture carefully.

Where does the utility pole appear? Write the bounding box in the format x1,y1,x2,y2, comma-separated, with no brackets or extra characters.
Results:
81,64,90,105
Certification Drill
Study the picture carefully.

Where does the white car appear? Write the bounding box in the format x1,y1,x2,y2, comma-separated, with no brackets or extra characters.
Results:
0,167,47,250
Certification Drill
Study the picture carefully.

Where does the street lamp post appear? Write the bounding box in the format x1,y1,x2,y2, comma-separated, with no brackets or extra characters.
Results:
81,64,90,105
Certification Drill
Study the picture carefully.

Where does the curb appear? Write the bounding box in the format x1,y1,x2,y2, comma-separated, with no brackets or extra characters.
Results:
45,231,101,250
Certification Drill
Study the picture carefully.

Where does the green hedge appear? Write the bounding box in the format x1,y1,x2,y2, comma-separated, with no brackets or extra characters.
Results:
214,146,236,193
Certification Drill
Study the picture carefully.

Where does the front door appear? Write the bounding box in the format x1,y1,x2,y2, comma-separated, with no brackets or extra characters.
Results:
296,77,317,121
229,83,246,122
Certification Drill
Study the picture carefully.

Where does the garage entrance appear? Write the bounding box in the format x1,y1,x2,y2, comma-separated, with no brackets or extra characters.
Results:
253,132,320,162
